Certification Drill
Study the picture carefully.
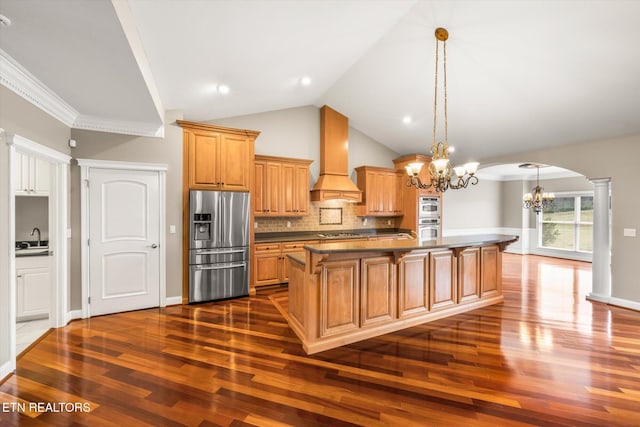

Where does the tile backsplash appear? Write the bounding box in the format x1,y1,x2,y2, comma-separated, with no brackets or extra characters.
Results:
255,200,397,232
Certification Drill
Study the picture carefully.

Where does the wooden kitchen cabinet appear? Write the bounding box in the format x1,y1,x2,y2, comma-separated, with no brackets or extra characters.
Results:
254,155,312,217
16,256,50,320
253,240,319,287
355,166,403,217
178,120,259,192
14,151,49,196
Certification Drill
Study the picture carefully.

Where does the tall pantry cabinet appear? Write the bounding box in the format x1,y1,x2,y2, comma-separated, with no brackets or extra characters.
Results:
177,120,260,303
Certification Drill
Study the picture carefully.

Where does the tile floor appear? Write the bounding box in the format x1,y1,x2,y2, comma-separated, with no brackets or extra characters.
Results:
16,318,50,355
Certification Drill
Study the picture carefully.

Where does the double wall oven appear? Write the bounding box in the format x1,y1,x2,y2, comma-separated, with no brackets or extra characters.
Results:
418,196,440,241
189,190,250,303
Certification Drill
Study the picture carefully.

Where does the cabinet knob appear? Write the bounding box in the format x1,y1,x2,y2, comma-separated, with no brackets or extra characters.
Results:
17,274,23,278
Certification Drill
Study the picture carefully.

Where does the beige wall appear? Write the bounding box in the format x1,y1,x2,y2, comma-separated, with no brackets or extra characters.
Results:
209,105,400,188
69,110,184,307
501,176,594,229
442,178,502,231
0,85,71,373
482,134,640,303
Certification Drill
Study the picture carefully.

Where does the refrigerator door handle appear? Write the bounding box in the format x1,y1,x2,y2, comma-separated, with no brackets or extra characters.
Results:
194,249,245,255
195,262,247,271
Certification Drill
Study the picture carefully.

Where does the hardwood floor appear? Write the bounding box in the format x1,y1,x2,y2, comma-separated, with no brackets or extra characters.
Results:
2,254,640,426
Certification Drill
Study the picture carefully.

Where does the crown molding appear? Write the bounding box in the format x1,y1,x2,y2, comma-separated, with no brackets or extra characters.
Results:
0,49,164,138
0,48,78,127
73,114,164,138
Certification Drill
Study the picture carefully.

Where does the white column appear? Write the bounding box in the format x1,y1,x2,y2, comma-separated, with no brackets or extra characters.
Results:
587,178,611,303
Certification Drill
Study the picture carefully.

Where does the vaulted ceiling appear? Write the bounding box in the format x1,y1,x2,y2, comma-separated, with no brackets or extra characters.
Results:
1,0,639,168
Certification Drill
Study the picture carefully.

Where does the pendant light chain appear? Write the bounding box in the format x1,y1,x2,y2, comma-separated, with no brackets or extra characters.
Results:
443,39,448,147
432,37,439,147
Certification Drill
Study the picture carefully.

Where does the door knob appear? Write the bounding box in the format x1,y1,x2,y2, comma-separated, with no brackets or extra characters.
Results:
149,243,158,248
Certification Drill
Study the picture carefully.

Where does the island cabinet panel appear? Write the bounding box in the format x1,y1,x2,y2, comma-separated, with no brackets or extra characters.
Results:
458,247,481,304
397,252,430,318
288,259,306,333
361,256,396,326
481,245,501,297
320,260,360,337
430,250,457,310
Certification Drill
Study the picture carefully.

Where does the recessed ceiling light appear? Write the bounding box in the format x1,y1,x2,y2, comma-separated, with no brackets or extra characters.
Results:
217,84,230,95
300,76,312,86
448,146,455,153
0,14,12,27
402,115,412,124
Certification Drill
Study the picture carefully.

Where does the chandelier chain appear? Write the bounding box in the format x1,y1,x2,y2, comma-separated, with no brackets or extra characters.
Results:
443,39,448,146
432,37,439,147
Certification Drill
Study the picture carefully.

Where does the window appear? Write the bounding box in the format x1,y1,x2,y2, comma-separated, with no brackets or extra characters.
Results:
539,193,593,253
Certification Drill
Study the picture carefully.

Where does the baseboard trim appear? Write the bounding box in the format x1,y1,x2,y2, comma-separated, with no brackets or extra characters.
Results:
65,310,83,324
587,294,640,312
165,296,182,306
0,361,14,384
608,297,640,312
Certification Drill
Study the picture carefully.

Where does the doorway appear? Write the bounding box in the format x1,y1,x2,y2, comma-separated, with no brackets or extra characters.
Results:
7,133,71,371
77,159,167,317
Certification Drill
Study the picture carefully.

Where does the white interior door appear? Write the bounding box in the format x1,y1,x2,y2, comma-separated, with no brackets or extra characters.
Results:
88,168,160,316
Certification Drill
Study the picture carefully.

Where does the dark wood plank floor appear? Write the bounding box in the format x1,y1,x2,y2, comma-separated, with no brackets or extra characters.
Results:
2,254,640,426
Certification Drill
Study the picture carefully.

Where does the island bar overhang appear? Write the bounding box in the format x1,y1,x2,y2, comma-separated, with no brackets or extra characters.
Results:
287,234,519,355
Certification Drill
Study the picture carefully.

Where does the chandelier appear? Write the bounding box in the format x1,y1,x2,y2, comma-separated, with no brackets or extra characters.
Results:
406,27,479,192
520,163,555,214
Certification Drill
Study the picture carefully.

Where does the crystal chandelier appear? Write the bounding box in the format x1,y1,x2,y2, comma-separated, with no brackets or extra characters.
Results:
520,163,555,214
406,27,479,192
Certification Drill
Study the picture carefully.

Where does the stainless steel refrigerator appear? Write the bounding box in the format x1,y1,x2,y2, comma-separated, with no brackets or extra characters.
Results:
189,190,250,303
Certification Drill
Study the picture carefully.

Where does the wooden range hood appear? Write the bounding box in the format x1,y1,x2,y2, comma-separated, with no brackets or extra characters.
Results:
310,106,362,202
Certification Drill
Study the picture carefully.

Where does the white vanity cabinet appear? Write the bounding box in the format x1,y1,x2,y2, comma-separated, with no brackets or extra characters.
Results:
16,255,50,320
14,152,49,196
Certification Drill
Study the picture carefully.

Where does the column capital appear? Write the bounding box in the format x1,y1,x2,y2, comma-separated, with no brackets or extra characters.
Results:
590,177,611,185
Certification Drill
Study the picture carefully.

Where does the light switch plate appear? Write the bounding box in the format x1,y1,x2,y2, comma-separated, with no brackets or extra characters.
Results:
623,228,636,237
169,225,176,234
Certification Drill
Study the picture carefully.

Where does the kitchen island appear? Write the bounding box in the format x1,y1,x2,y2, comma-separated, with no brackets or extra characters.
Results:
287,234,518,354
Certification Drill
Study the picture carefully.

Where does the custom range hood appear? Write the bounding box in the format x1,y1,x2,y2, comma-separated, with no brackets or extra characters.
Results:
310,106,362,202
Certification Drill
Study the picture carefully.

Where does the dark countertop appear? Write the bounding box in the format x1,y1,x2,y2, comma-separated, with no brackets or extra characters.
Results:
303,234,519,254
255,228,412,243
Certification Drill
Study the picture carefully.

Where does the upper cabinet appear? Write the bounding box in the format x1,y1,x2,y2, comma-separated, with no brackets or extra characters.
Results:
355,166,404,217
393,154,438,197
178,120,260,192
254,155,313,217
14,152,49,196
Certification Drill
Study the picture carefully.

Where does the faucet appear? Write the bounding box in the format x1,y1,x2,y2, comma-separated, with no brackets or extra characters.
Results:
30,227,41,247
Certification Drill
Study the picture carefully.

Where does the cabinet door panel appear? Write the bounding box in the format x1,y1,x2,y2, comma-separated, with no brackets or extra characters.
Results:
266,162,282,214
220,134,250,191
281,163,296,215
481,245,500,297
254,254,281,286
17,267,50,318
189,131,220,187
254,161,266,215
294,164,310,215
320,260,359,337
459,247,481,303
398,252,429,318
361,256,395,326
430,250,456,310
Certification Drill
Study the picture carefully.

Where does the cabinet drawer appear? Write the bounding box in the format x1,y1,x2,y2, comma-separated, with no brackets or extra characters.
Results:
255,243,282,253
282,240,318,252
